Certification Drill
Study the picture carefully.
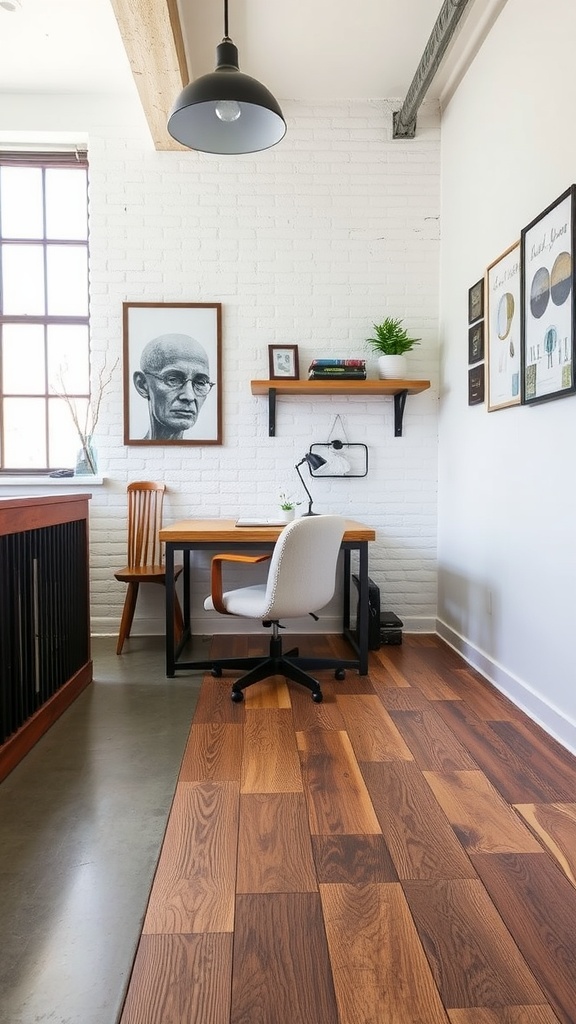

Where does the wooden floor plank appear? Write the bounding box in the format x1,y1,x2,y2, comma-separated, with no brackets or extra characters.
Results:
390,707,479,769
120,933,233,1024
143,781,238,935
434,700,562,803
472,852,576,1024
178,722,243,782
231,893,338,1024
363,760,476,879
335,693,414,761
311,833,398,883
448,1007,560,1023
320,881,449,1023
514,802,576,886
451,667,523,721
489,719,576,800
423,770,543,854
297,728,382,834
240,709,302,793
236,792,317,893
403,877,546,1008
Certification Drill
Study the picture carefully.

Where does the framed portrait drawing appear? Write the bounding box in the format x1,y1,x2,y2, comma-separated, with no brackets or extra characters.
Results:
521,185,576,405
268,344,300,380
468,363,485,405
468,278,485,324
468,321,484,365
123,302,222,446
486,240,521,411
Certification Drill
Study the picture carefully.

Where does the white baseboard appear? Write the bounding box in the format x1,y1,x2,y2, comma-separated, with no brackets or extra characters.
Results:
436,618,576,756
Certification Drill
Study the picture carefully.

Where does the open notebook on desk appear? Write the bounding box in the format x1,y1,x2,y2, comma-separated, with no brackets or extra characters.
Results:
235,517,290,527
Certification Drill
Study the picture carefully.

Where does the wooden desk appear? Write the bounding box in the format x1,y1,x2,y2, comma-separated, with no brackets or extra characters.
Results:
159,518,376,678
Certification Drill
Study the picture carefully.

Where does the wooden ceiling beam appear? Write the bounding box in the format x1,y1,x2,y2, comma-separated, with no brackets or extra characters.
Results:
109,0,189,150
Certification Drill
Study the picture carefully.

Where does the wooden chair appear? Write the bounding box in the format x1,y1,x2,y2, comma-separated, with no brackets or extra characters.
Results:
114,481,183,654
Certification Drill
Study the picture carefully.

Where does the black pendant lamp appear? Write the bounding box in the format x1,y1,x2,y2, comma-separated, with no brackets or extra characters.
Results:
167,0,286,155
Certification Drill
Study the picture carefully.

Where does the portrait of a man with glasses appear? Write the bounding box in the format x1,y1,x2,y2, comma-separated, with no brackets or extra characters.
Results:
132,333,216,440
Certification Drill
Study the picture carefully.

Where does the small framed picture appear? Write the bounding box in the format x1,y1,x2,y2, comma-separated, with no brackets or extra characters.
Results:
468,278,485,324
268,344,300,380
468,363,485,405
468,321,485,364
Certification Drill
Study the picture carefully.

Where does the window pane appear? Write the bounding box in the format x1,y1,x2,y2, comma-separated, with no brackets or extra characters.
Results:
3,324,46,394
46,244,88,316
3,398,47,469
1,243,45,314
46,168,88,240
49,396,80,468
47,324,90,394
0,166,44,239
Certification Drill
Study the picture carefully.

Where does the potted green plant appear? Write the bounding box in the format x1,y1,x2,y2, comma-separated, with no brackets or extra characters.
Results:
366,317,420,379
278,492,301,522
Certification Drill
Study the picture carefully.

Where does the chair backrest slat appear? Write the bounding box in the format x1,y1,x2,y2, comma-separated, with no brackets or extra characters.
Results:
126,481,166,570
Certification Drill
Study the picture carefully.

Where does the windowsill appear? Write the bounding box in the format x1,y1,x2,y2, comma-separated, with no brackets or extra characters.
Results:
0,475,104,487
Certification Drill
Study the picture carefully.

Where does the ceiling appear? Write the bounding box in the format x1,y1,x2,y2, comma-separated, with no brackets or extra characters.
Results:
0,0,505,149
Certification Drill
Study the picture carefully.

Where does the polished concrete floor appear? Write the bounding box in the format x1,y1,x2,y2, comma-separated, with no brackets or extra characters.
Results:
0,637,203,1024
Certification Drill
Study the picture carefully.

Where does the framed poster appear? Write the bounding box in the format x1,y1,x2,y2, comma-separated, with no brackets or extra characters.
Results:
468,321,484,365
123,302,222,445
468,278,485,324
486,240,521,411
468,363,485,405
268,344,300,380
521,186,576,405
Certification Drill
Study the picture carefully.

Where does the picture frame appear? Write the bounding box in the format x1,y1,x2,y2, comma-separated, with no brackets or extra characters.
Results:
486,240,521,411
268,344,300,380
468,363,485,405
468,278,485,324
521,185,576,405
123,302,222,445
468,321,485,365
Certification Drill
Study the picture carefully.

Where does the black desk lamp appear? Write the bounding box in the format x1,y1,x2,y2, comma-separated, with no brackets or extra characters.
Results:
295,452,327,516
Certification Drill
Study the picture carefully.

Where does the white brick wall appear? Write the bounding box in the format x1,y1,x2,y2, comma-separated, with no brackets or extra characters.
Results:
7,99,441,638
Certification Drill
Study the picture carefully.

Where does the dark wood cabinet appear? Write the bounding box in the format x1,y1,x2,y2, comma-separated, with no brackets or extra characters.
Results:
0,494,93,782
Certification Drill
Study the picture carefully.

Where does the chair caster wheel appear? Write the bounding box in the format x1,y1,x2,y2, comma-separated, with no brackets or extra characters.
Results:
211,666,222,677
335,668,346,680
312,690,323,703
231,689,244,703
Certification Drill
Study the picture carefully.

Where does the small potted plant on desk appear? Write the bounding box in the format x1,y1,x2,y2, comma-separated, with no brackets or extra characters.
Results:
366,317,420,379
278,492,301,522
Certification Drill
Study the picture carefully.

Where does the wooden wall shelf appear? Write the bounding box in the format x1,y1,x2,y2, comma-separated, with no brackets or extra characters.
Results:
250,379,431,437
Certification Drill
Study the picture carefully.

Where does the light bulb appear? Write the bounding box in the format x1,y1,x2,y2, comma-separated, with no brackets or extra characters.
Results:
215,100,241,123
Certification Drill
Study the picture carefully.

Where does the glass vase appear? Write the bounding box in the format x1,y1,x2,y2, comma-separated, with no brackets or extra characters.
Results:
75,437,97,475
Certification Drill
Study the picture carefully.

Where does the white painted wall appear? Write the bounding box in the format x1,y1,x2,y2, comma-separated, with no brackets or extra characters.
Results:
0,94,440,641
438,0,576,751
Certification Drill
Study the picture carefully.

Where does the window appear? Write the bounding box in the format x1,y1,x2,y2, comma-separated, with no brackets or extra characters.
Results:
0,151,90,472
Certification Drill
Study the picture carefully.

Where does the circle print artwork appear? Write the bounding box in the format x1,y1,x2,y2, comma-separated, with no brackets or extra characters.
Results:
551,251,572,306
497,292,514,339
530,266,550,319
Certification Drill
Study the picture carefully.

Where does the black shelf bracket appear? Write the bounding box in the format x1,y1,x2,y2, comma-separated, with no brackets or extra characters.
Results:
268,387,277,436
394,389,408,437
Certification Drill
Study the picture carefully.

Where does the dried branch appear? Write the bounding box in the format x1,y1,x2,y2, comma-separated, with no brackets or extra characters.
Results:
52,356,119,473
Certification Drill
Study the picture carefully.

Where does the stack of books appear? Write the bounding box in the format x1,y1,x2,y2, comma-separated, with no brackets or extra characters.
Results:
308,359,366,380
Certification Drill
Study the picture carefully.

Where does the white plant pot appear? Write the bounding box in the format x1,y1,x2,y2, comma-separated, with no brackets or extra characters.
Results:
279,509,295,522
377,354,408,380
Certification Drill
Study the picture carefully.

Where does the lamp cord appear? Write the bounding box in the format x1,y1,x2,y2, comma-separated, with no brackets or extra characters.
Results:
223,0,230,40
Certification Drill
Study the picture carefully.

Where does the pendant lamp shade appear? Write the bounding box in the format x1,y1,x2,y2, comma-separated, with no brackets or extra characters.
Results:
167,32,286,155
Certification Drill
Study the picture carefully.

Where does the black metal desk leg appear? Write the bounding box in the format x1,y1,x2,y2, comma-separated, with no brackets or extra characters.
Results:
165,544,176,677
357,541,369,674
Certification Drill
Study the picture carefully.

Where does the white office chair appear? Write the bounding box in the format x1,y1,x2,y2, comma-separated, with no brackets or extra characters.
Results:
204,514,351,702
